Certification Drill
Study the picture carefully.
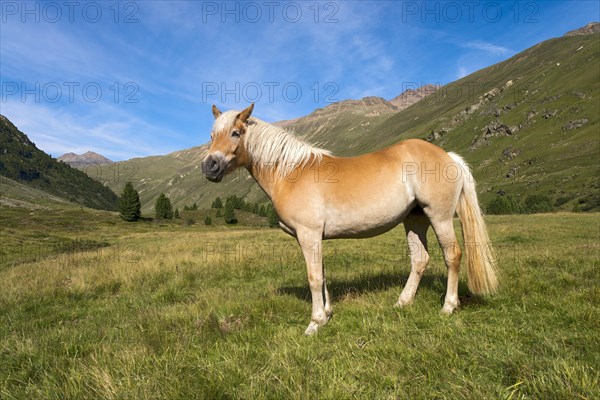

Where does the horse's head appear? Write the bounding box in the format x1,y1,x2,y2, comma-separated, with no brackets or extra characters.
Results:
202,103,254,182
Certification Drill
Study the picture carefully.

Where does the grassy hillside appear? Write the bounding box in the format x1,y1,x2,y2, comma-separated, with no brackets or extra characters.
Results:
0,211,598,398
368,33,600,210
0,116,119,211
86,33,599,212
0,176,79,210
280,96,397,155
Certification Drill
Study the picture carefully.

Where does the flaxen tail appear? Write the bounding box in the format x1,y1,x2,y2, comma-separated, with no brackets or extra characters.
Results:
448,152,498,295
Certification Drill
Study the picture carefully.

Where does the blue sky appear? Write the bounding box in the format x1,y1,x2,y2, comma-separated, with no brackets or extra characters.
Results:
1,0,598,160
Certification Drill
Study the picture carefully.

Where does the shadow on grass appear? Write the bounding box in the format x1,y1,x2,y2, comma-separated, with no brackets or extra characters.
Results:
277,271,488,308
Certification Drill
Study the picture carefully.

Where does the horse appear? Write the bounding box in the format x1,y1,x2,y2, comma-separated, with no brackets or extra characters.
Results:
202,103,498,335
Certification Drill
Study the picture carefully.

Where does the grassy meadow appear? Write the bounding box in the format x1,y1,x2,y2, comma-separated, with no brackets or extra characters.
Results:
0,208,598,399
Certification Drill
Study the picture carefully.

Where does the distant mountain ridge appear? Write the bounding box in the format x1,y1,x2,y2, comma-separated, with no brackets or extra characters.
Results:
58,151,113,168
0,116,119,211
389,84,439,109
276,85,438,128
274,85,438,154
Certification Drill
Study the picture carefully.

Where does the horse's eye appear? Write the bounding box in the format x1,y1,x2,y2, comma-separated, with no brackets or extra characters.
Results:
231,130,240,138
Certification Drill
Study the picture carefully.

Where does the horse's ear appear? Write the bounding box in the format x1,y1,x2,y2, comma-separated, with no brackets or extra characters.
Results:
212,105,222,119
237,103,254,123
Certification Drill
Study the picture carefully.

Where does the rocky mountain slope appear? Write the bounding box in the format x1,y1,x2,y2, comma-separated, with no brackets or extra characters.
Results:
366,32,599,211
564,22,599,36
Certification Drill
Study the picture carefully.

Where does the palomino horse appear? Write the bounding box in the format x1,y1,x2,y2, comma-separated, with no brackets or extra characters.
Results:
202,103,498,335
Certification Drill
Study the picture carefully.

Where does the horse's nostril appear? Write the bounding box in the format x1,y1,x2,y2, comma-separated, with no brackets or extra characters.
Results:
202,158,222,177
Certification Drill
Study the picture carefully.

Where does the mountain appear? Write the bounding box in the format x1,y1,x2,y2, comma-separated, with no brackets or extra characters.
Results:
276,94,405,129
275,95,402,153
388,84,439,110
85,28,599,213
57,151,113,168
0,116,119,211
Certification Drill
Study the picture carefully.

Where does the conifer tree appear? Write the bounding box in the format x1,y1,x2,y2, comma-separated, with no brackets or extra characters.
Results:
258,204,267,217
119,181,141,222
155,193,174,219
223,199,238,224
212,197,223,209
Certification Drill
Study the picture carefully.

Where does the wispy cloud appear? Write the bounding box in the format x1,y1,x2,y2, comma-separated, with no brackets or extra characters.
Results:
2,23,116,83
461,40,512,56
1,100,181,160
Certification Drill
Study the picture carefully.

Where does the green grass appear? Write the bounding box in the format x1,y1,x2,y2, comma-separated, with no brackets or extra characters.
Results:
0,209,598,399
0,204,270,269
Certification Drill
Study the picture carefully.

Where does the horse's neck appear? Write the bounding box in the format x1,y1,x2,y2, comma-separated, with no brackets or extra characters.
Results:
244,162,279,200
243,121,320,199
243,122,282,199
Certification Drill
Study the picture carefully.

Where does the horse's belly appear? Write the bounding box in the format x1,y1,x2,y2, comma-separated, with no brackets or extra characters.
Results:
323,201,412,239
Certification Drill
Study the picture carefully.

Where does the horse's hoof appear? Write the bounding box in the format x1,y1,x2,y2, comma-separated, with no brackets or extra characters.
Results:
441,303,457,315
304,321,320,336
394,298,413,308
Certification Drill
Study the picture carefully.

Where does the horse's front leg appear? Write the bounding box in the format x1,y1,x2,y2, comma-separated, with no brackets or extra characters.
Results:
297,230,331,335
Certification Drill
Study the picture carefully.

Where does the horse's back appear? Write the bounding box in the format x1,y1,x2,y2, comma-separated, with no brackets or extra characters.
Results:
380,138,454,163
274,139,460,238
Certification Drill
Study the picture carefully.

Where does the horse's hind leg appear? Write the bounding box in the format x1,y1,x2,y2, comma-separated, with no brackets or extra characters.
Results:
429,217,462,314
395,211,430,307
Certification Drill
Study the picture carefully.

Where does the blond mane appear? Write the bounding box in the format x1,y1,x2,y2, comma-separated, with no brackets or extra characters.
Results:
213,110,332,177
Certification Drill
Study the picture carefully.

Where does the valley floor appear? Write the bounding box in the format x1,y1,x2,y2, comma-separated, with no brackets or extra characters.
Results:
0,209,598,399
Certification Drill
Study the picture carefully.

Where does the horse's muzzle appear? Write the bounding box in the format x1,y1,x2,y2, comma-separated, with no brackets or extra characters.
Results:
202,155,226,182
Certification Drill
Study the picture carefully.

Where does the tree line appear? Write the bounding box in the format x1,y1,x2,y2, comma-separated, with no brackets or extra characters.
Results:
118,182,278,227
198,195,279,227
